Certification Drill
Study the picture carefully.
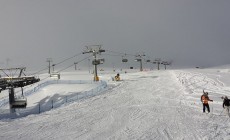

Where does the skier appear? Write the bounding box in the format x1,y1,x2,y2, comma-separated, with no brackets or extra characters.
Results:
201,90,213,113
222,96,230,117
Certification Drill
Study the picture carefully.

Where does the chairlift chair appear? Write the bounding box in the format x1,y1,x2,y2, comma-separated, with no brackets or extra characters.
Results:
50,72,60,79
9,87,27,109
135,59,141,62
99,58,105,64
11,96,27,108
122,54,128,63
92,60,100,65
92,58,105,65
122,58,128,63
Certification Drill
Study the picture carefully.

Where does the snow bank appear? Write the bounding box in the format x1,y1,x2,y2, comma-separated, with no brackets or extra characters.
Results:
0,80,107,119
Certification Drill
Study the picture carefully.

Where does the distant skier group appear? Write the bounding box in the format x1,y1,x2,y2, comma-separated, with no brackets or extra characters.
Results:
201,89,230,117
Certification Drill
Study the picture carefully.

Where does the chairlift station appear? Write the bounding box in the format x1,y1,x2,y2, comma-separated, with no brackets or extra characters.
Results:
0,67,40,113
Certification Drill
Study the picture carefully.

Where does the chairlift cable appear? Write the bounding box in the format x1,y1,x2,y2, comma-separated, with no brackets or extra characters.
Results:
2,69,10,77
28,53,82,76
9,69,12,78
105,50,136,57
57,55,93,73
12,69,18,78
106,50,154,60
29,67,49,76
102,53,124,57
38,55,93,81
54,53,82,66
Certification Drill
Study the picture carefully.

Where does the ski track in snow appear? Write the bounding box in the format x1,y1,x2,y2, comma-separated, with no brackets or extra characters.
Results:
1,69,230,139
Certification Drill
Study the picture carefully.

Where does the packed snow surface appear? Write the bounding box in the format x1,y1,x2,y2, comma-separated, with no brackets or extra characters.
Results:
1,68,230,140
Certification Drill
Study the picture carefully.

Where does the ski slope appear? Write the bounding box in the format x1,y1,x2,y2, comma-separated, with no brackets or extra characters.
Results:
1,68,230,140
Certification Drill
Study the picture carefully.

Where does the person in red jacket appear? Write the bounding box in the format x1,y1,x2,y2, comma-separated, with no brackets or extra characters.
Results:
201,90,213,113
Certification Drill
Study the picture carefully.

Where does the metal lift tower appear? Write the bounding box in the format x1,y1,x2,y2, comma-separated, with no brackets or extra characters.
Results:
83,45,105,81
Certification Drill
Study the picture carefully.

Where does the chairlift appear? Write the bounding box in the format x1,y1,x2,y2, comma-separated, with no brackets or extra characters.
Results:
0,67,40,110
99,58,105,64
122,54,128,63
92,60,100,65
92,58,105,65
50,72,60,79
135,59,141,62
161,61,168,65
12,96,27,108
10,87,27,109
122,58,128,63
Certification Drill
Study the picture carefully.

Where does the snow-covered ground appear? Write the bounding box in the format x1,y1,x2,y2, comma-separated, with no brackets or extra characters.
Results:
1,67,230,140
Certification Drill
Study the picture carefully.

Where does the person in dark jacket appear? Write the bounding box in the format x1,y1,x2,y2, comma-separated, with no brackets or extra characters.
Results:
201,90,213,113
222,96,230,117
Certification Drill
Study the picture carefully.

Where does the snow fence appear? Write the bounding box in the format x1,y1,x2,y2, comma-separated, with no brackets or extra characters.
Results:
0,80,107,119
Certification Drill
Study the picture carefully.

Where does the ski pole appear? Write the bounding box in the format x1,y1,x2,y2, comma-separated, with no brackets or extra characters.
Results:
212,106,213,115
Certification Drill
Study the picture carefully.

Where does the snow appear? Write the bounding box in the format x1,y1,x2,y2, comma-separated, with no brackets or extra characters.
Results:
1,67,230,139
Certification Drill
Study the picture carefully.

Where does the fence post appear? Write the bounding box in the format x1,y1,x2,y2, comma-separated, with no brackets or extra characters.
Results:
51,100,53,109
66,96,68,103
39,103,40,114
